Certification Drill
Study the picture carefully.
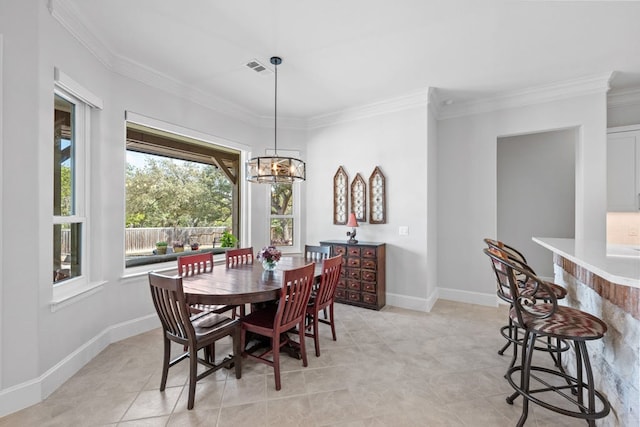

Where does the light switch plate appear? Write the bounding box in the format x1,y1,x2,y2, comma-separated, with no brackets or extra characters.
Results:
399,226,409,236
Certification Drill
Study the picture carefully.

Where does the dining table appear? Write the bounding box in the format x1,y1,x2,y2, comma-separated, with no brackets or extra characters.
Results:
181,255,321,307
181,255,322,360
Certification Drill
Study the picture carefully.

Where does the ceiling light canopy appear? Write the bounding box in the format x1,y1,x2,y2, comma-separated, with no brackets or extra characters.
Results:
246,57,306,184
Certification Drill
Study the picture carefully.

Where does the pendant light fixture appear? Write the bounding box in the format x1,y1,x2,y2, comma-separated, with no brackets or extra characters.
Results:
246,56,306,183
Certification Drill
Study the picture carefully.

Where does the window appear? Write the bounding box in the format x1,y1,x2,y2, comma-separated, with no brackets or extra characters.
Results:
53,69,102,294
270,183,294,247
125,122,241,268
53,92,86,284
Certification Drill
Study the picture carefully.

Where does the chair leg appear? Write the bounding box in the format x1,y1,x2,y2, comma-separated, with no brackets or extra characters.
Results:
273,336,281,391
516,331,536,427
299,320,308,368
233,327,242,379
187,347,198,410
160,337,171,391
313,313,321,357
329,303,337,341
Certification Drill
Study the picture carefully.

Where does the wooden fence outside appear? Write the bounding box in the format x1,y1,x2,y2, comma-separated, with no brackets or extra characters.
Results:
61,226,229,254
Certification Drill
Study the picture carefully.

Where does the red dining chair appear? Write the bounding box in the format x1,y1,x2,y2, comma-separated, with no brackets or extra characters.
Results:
177,253,238,318
148,272,241,410
225,247,254,268
305,255,342,356
224,247,253,316
240,262,315,390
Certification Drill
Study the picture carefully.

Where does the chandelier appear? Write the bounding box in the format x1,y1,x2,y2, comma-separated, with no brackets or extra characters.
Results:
246,57,306,183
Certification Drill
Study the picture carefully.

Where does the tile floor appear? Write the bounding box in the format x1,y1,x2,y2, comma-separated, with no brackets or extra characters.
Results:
0,300,592,426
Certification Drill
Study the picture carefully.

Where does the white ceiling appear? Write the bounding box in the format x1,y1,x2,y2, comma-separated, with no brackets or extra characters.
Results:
62,0,640,120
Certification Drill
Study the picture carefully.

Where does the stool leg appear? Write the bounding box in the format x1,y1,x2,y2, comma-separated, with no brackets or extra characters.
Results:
498,317,513,355
516,330,536,427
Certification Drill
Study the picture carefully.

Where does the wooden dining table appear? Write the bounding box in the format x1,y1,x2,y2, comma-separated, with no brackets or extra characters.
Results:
181,255,321,309
181,255,321,360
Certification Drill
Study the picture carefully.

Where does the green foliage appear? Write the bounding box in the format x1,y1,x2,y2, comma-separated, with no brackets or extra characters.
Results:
126,157,233,228
156,241,168,247
270,183,292,215
220,231,238,248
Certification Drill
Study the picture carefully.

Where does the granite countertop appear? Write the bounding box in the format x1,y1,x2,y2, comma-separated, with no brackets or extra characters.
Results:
533,237,640,288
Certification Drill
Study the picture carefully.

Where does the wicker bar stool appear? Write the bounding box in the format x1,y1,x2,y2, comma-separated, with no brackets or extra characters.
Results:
484,238,570,369
484,248,610,426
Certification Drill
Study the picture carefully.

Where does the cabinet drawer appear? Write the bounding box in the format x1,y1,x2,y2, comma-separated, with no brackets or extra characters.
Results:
346,257,361,268
362,247,377,258
333,245,347,256
347,280,361,291
347,247,361,257
345,268,360,280
335,288,346,299
361,270,377,282
347,291,361,302
362,259,377,270
362,293,377,305
362,282,376,293
337,278,347,288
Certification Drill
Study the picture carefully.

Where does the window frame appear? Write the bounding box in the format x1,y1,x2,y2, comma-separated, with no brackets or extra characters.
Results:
266,149,302,254
52,69,103,308
123,112,251,275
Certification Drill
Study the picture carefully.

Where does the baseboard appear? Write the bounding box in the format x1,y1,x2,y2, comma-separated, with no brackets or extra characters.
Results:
386,290,439,312
0,314,159,417
437,287,497,307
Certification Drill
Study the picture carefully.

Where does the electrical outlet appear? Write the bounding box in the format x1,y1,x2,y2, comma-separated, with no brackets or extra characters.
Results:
399,226,409,236
629,226,639,237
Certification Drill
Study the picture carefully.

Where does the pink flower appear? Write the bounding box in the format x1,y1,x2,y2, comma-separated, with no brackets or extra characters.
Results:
258,246,282,263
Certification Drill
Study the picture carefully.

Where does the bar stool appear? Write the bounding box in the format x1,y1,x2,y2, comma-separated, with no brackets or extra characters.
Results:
484,248,610,426
484,238,570,369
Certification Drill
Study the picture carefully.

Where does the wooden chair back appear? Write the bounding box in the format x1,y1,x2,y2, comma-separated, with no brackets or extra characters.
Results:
148,272,193,344
304,244,331,262
275,262,316,333
314,255,342,311
178,252,214,276
226,247,254,267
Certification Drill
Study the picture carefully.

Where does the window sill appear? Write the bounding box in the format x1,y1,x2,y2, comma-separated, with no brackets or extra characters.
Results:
51,279,106,312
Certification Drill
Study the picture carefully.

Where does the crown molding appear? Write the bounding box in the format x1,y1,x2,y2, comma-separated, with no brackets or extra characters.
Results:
307,90,429,129
438,72,615,120
608,87,640,109
48,0,114,68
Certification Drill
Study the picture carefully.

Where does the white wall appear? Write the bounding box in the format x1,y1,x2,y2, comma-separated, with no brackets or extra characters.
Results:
497,129,576,277
437,93,608,304
305,104,435,310
0,0,307,415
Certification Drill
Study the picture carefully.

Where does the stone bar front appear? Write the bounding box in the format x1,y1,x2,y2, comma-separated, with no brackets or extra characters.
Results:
534,237,639,427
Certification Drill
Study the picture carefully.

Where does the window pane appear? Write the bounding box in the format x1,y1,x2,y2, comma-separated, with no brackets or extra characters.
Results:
270,218,293,246
125,150,236,264
271,183,292,215
54,95,74,216
54,222,82,283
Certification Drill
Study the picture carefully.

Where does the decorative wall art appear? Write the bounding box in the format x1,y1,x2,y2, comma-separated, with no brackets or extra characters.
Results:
369,166,386,224
333,166,349,225
350,173,367,222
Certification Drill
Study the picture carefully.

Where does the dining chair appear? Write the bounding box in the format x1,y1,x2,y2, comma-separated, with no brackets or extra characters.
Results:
177,253,238,317
148,272,242,410
484,238,569,369
305,255,342,356
303,244,331,262
483,249,610,426
224,247,254,316
240,262,315,390
225,247,254,267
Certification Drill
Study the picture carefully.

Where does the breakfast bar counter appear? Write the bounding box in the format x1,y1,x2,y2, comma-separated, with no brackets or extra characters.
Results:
534,237,639,427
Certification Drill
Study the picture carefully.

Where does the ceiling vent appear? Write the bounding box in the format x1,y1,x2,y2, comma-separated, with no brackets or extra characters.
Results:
244,58,273,75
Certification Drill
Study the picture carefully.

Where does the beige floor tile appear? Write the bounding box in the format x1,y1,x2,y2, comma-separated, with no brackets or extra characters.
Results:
0,300,608,427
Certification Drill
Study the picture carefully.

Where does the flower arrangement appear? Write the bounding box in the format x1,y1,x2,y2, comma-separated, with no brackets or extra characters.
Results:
258,246,282,263
258,246,282,271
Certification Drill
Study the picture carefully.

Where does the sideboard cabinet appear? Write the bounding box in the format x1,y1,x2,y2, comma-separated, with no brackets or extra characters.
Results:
319,240,386,310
